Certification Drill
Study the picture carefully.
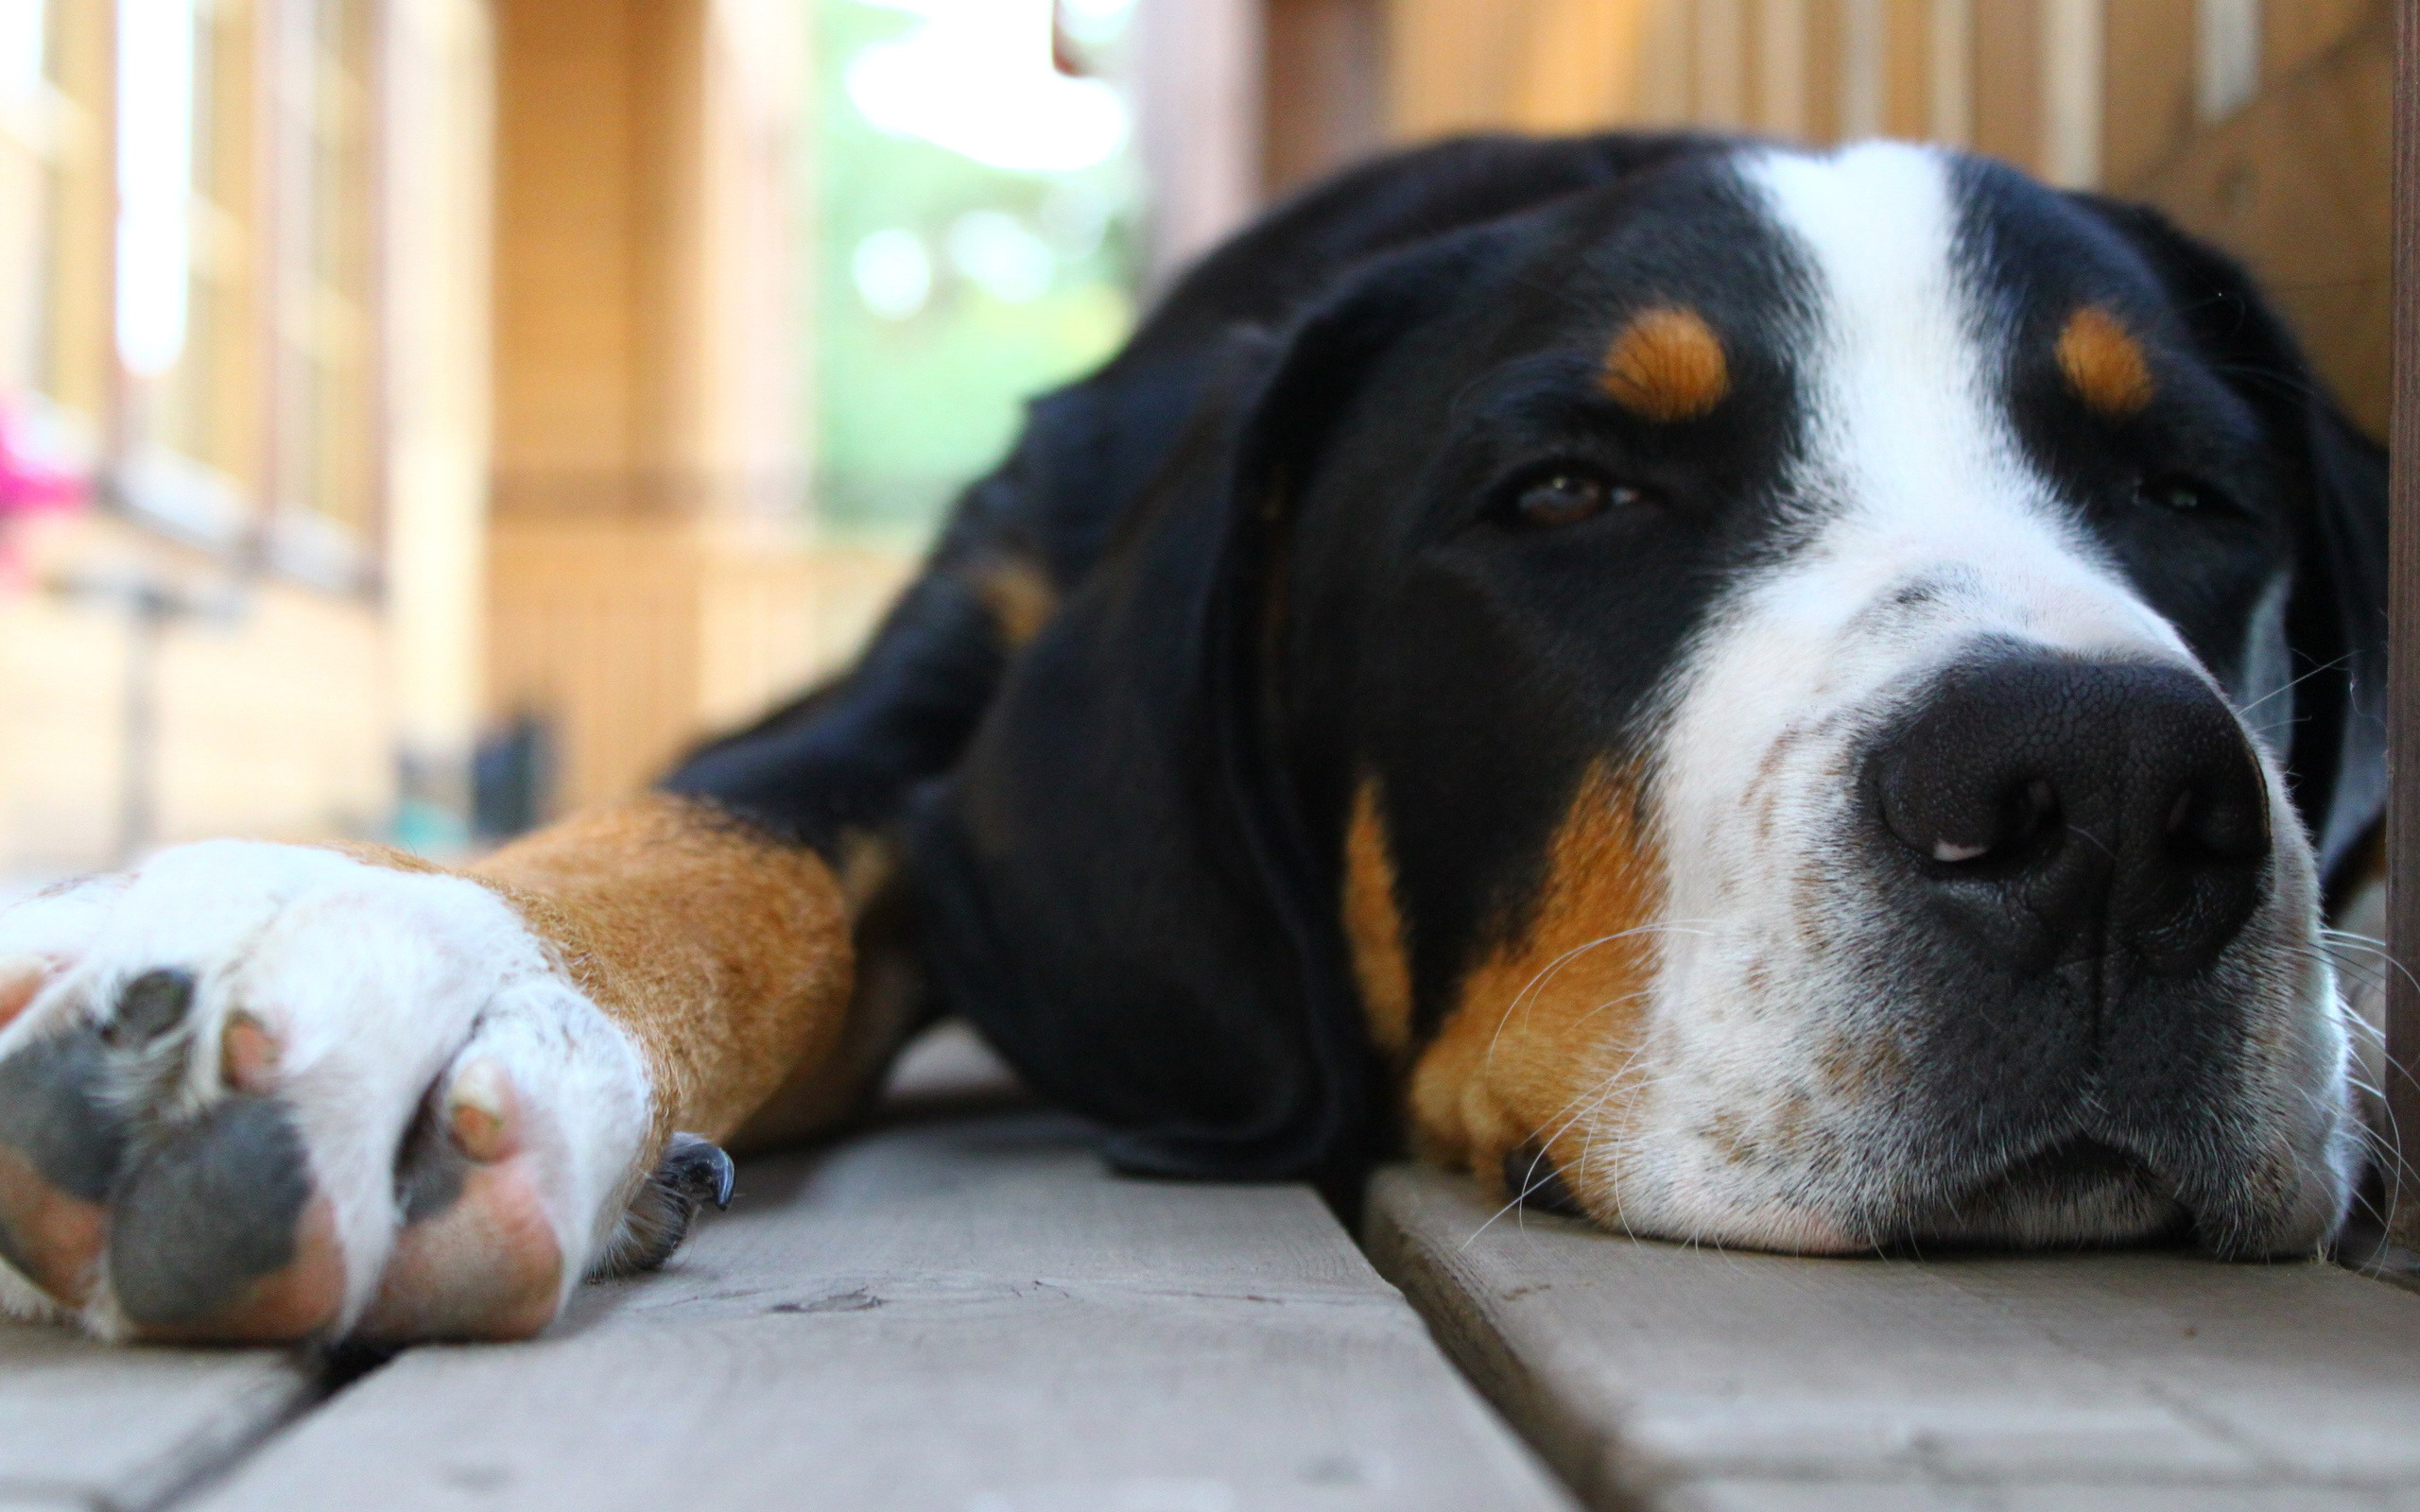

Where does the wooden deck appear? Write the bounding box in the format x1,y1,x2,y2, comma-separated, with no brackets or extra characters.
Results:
9,1026,2420,1511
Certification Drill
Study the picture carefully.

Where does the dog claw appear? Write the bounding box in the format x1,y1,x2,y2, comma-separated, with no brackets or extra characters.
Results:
664,1134,736,1211
596,1133,735,1277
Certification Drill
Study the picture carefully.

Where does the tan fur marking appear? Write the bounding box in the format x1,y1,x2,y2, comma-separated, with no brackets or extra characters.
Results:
467,796,855,1151
2056,305,2154,418
1409,763,1662,1203
974,555,1059,648
1600,306,1729,422
1342,778,1414,1058
725,833,934,1154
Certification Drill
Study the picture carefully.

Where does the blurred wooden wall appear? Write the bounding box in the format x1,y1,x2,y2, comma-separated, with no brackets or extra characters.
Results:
1260,0,2390,436
489,0,907,815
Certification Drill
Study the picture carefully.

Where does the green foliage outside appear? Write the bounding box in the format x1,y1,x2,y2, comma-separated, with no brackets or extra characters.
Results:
813,0,1142,543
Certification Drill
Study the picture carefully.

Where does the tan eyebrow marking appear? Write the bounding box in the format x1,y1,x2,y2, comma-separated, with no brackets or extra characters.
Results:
2056,305,2154,419
1599,305,1729,422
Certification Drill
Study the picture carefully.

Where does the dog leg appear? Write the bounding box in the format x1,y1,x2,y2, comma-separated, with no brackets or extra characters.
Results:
0,797,861,1345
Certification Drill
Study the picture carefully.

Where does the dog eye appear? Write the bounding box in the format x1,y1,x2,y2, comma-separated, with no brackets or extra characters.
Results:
1507,471,1642,527
2137,473,2212,514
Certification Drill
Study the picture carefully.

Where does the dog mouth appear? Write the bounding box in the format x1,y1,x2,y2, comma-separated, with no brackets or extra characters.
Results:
1881,1137,2191,1252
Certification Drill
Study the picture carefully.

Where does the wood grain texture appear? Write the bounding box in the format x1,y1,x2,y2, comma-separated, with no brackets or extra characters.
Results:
0,1323,309,1511
2388,0,2420,1250
2130,6,2392,438
1367,1164,2420,1510
185,1114,1571,1512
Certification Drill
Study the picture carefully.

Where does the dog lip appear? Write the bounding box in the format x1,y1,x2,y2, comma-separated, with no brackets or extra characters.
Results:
1959,1135,2145,1194
1884,1135,2193,1251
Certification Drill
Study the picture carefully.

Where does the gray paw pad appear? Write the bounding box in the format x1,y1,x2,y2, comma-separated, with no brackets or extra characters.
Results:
0,1025,130,1205
110,1096,314,1328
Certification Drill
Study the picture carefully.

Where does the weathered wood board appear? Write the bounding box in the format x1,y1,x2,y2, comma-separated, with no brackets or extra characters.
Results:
1366,1163,2420,1512
186,1112,1572,1512
0,1322,309,1512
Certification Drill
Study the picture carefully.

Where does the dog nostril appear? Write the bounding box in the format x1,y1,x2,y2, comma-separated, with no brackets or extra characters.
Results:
1920,777,2059,869
2163,781,2268,865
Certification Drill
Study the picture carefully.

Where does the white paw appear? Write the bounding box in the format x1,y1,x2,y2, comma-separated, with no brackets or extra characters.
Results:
0,841,666,1343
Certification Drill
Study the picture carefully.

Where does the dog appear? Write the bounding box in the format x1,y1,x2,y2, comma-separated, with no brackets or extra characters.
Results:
0,135,2384,1344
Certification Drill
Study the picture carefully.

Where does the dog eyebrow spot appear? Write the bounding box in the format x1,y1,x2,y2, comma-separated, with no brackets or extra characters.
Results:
2056,305,2153,419
1600,306,1728,422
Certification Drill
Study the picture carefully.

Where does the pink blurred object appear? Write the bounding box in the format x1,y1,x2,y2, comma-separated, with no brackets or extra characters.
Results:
0,395,90,589
0,396,88,519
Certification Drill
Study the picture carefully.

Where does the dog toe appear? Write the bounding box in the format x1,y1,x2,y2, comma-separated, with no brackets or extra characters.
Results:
0,956,53,1031
357,1060,563,1343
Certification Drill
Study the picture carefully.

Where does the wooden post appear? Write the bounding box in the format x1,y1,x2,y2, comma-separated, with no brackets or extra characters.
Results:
1134,0,1264,287
2388,0,2420,1248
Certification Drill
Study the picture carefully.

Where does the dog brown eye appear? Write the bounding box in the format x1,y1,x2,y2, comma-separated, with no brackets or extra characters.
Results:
2139,474,2206,513
1512,472,1635,527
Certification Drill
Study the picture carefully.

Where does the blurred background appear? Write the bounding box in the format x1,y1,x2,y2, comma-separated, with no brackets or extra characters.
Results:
0,0,2387,881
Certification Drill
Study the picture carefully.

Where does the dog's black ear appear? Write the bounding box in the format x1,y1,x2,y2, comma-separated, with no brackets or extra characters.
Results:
908,243,1479,1184
2082,197,2387,899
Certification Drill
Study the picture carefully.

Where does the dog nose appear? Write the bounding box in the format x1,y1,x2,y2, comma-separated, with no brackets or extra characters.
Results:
1864,652,2270,978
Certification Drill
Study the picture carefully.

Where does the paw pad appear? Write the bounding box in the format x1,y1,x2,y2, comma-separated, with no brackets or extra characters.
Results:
111,1094,343,1341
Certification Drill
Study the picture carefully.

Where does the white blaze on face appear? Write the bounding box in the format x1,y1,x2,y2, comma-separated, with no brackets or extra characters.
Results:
1573,143,2350,1251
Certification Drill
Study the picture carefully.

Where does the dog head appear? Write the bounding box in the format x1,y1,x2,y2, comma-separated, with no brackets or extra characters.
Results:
923,139,2382,1256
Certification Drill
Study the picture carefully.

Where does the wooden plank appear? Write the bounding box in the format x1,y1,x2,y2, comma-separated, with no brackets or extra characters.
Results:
2387,0,2420,1248
0,1324,309,1511
1366,1164,2420,1510
187,1113,1573,1512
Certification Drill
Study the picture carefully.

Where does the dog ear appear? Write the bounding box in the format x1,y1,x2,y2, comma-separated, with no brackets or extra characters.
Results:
908,242,1481,1185
2080,197,2387,900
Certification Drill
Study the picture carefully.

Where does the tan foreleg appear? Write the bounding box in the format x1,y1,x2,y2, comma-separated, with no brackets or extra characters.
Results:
463,795,858,1154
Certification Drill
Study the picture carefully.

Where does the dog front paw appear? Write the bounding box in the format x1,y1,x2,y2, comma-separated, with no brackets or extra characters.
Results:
0,841,666,1344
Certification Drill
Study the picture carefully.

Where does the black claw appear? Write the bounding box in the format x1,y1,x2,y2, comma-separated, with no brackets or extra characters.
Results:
106,970,196,1048
593,1134,735,1277
0,1024,131,1202
663,1133,736,1211
110,1095,312,1328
